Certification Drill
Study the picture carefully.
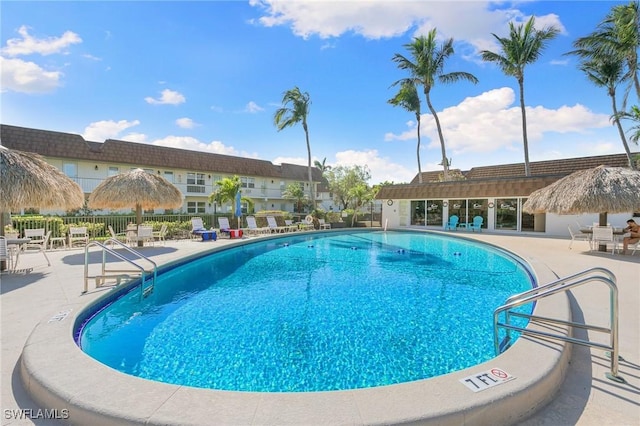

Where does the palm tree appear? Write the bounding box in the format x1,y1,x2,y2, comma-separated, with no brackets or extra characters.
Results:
313,157,331,175
282,183,307,213
392,30,478,181
617,105,640,144
571,1,639,105
580,58,636,169
481,17,560,177
388,80,423,183
274,87,314,205
208,176,254,228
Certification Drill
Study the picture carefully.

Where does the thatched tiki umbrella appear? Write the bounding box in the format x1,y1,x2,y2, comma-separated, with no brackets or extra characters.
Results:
523,165,640,250
88,168,183,245
0,145,85,235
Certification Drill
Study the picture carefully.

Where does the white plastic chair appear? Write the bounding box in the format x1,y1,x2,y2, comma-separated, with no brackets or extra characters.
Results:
591,226,618,254
69,226,89,248
266,216,287,233
318,219,331,230
245,216,268,235
0,236,13,272
16,230,51,268
568,225,591,250
137,225,155,247
153,224,168,244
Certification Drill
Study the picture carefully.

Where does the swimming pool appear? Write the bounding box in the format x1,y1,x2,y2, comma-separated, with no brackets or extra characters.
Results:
77,230,534,392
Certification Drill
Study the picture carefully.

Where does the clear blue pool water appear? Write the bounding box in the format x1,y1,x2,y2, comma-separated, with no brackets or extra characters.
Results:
78,230,533,392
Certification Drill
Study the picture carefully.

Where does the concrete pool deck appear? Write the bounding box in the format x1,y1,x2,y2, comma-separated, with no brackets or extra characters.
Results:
1,230,638,425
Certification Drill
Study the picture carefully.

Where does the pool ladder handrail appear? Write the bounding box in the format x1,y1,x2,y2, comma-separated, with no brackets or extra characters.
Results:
493,267,622,382
83,239,157,299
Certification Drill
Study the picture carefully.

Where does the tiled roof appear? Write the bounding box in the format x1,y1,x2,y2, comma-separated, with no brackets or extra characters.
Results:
377,176,561,200
0,124,324,181
383,152,639,200
411,153,635,183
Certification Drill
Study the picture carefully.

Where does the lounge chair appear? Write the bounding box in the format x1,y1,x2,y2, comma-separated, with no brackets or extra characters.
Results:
218,217,232,238
191,217,206,239
467,216,484,232
318,218,331,230
284,220,299,232
245,216,269,235
444,215,459,231
69,226,89,248
266,216,287,233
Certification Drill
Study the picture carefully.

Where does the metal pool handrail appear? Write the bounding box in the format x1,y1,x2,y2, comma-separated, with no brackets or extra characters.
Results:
83,239,157,299
494,267,622,383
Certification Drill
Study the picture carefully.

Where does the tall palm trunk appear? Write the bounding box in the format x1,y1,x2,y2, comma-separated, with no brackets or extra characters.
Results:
609,89,635,169
518,77,531,177
416,112,423,184
425,90,449,181
303,122,314,208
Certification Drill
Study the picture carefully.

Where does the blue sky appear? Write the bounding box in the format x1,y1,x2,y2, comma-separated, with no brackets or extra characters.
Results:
1,0,636,184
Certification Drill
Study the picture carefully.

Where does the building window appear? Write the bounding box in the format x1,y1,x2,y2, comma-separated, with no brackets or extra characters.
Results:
411,200,425,226
187,201,206,214
186,172,205,193
495,199,518,230
108,166,119,176
426,200,443,226
468,199,487,229
240,177,255,189
62,162,77,178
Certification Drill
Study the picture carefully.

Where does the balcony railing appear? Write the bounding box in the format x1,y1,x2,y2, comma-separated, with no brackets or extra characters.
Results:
72,177,318,201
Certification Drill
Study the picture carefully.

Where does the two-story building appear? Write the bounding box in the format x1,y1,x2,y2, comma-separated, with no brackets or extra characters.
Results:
0,124,337,215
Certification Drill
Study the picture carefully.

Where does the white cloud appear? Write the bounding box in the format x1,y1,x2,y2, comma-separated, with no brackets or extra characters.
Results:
244,101,264,113
334,149,415,184
1,25,82,57
272,155,308,165
386,87,611,159
145,89,186,105
0,57,62,93
81,120,141,141
176,117,196,129
250,1,566,54
152,136,259,158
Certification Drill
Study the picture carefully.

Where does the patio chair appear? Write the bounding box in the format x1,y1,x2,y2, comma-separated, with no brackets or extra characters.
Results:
69,226,89,248
218,217,232,238
444,215,459,231
16,230,51,268
568,225,591,250
467,216,484,232
153,224,168,245
266,216,287,233
591,226,618,254
245,216,268,235
0,236,14,272
137,225,155,247
107,225,127,244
